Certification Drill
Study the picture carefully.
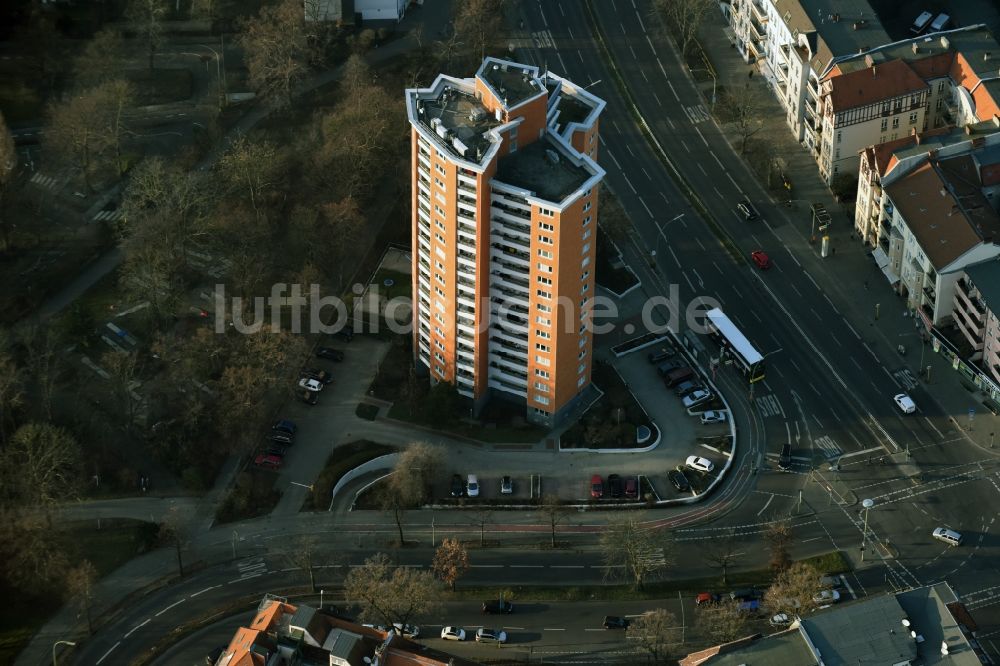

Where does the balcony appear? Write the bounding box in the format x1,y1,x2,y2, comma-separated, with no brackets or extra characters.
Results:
491,295,528,315
491,201,531,221
749,0,767,22
491,231,530,250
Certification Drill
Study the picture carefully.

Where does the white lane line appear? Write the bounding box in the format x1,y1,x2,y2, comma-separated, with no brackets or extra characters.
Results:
620,22,626,34
732,285,743,298
698,163,707,176
712,260,724,274
567,25,574,39
851,357,863,371
757,494,774,516
784,246,802,268
810,382,821,397
629,44,637,60
710,150,724,168
788,282,802,297
584,628,605,631
626,179,637,193
694,126,709,147
823,293,835,308
790,358,801,372
714,186,724,198
831,333,843,347
190,584,222,598
805,272,820,290
924,417,943,438
124,619,150,638
510,564,543,568
641,167,652,180
881,366,894,383
544,628,567,631
558,1,565,16
812,413,823,428
652,90,663,106
845,320,861,339
695,237,706,250
606,148,623,170
680,139,691,153
726,172,740,191
668,246,680,266
96,642,122,665
539,5,548,27
750,309,763,322
551,565,585,569
626,143,635,157
810,308,822,321
155,599,186,617
639,196,653,218
470,564,504,568
635,10,646,33
683,271,695,291
839,445,885,459
229,573,262,583
576,50,583,65
666,79,680,101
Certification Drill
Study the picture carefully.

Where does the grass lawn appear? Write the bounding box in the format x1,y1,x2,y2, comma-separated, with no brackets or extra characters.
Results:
561,361,648,449
126,68,194,105
370,268,411,301
216,469,282,524
301,440,396,511
595,232,638,295
0,519,158,664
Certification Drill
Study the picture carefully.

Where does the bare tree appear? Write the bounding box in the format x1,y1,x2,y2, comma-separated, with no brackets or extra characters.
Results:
4,422,82,512
159,506,188,577
17,323,61,421
651,0,714,57
345,553,440,628
432,538,470,591
126,0,167,70
472,508,495,547
454,0,504,62
765,520,792,573
600,513,674,590
704,529,740,586
74,28,126,89
763,561,822,617
65,559,99,634
102,350,142,432
0,329,24,442
695,600,750,645
721,83,765,155
219,136,285,220
0,509,70,594
378,443,442,545
630,608,683,664
539,494,570,548
0,112,18,254
286,535,324,591
238,0,310,107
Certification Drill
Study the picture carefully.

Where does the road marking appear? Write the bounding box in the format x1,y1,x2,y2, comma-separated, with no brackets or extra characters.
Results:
544,628,566,631
605,148,622,170
683,271,695,291
805,272,820,290
470,564,504,568
641,167,651,180
123,619,150,638
695,236,706,250
698,162,707,176
96,642,122,665
845,320,861,339
155,599,186,617
757,494,774,516
788,282,802,297
626,143,635,157
510,564,543,568
639,196,653,218
584,628,605,631
790,358,801,372
831,334,843,348
679,138,690,153
851,357,863,371
810,308,822,321
694,126,709,146
712,260,724,275
713,186,724,198
814,435,842,459
652,90,663,106
924,417,943,438
823,294,835,308
551,565,585,569
668,246,680,266
190,584,222,597
229,573,262,583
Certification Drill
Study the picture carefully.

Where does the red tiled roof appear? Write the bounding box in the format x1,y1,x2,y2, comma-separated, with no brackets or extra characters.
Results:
827,59,927,113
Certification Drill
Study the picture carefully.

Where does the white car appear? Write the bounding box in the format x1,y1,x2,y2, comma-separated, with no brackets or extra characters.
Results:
812,589,841,605
467,474,480,497
682,389,712,409
475,628,507,643
893,393,916,414
392,623,419,639
769,613,791,626
441,626,466,641
299,377,323,392
685,455,714,473
700,410,726,424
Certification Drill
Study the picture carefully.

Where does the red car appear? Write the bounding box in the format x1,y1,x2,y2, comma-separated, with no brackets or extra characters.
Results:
590,474,604,499
254,454,282,470
751,250,771,270
624,476,639,499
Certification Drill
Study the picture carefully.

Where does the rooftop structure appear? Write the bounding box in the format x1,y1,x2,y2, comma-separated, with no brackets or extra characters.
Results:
963,258,1000,313
783,0,891,74
495,135,593,202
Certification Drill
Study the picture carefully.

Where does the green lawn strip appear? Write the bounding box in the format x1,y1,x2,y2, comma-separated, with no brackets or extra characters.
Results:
581,0,745,266
799,550,851,575
301,441,397,511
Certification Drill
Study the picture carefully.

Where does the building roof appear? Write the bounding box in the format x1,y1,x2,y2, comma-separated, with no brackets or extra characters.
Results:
477,57,544,109
826,58,927,112
494,134,595,204
885,157,1000,269
774,0,890,75
964,259,1000,313
800,593,916,665
895,583,985,665
682,628,818,666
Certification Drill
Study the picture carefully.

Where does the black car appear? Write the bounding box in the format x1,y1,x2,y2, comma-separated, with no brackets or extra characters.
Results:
264,445,286,457
647,347,675,364
450,474,466,498
656,359,685,376
267,431,294,444
299,390,318,405
778,443,792,471
482,600,513,614
332,329,354,343
603,615,630,629
608,474,623,498
316,347,344,361
673,380,703,397
668,469,690,492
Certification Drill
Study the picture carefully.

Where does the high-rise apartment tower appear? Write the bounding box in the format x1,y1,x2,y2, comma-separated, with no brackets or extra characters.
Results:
405,57,606,426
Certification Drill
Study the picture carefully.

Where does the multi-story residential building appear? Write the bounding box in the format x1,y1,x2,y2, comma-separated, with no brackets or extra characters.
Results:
853,123,1000,327
405,57,605,427
215,595,480,665
955,259,1000,385
729,0,890,153
816,26,1000,183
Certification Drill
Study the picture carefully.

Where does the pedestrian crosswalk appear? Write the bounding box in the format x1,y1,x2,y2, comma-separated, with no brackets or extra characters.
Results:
29,172,59,190
813,435,842,459
92,209,123,223
236,557,267,580
893,367,919,390
756,394,782,418
683,104,711,124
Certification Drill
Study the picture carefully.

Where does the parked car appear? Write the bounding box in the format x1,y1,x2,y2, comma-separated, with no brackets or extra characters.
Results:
737,599,761,614
272,419,297,434
686,456,715,473
751,250,772,270
603,616,630,629
770,613,791,626
254,454,282,470
729,589,759,602
299,377,323,392
333,329,354,343
682,389,712,409
440,626,465,641
482,599,513,614
392,623,420,639
450,474,466,498
738,200,759,220
656,359,686,376
673,380,703,397
647,347,675,364
500,475,513,495
812,590,841,605
264,445,286,458
668,469,691,492
475,628,507,644
893,393,917,414
932,527,963,546
607,474,623,498
696,592,720,605
664,366,695,387
778,443,792,470
316,347,344,361
590,474,604,499
301,368,333,385
267,431,294,444
700,410,726,424
299,390,318,405
624,476,639,499
466,474,480,498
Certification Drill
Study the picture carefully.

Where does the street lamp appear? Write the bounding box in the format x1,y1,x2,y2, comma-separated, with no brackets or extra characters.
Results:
689,67,718,108
860,498,874,561
320,589,325,610
650,213,686,265
53,640,76,665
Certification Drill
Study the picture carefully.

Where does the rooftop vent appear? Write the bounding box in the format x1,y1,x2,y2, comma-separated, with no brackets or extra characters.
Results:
545,149,560,164
940,36,950,49
912,42,920,54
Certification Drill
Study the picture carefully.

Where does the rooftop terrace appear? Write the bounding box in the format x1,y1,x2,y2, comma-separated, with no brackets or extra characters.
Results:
480,60,543,108
495,135,593,203
418,85,502,163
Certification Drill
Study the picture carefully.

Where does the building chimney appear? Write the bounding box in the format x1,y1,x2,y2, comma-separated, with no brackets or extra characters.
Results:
912,42,919,54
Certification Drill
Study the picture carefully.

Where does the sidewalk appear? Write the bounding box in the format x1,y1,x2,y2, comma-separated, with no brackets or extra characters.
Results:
694,11,1000,454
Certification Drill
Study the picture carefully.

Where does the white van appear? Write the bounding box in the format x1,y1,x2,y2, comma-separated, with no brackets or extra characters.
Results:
929,13,950,32
911,11,933,34
932,527,962,546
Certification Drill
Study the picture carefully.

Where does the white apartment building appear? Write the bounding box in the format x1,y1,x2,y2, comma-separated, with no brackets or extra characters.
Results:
955,260,1000,385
